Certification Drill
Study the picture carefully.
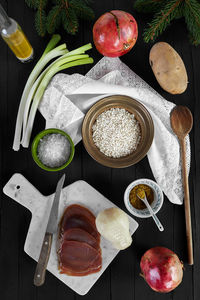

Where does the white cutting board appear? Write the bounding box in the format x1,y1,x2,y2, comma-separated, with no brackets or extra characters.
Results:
3,173,139,295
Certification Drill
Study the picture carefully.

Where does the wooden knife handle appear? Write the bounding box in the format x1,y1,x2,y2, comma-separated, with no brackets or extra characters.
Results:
34,232,53,286
180,138,194,265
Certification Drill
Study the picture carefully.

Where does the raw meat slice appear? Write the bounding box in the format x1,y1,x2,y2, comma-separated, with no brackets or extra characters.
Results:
58,240,102,276
62,228,100,251
61,216,99,241
60,204,100,243
58,204,102,276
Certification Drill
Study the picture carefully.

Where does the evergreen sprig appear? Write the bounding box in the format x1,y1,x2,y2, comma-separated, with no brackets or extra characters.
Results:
134,0,163,13
35,0,48,36
25,0,38,9
144,0,183,42
61,3,79,35
70,0,94,20
25,0,94,37
134,0,200,45
184,0,200,45
46,5,62,34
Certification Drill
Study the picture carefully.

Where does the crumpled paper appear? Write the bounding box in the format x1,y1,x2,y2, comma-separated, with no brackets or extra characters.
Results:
39,57,190,205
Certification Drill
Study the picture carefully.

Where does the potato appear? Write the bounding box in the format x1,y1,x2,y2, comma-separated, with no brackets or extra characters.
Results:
149,42,188,94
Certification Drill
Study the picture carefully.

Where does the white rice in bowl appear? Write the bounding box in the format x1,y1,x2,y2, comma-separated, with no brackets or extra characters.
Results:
92,108,141,158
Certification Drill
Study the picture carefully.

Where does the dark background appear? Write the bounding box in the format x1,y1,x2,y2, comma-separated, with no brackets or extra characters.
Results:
0,0,200,299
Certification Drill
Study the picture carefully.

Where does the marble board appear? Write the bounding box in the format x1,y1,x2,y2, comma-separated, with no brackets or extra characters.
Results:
3,173,139,295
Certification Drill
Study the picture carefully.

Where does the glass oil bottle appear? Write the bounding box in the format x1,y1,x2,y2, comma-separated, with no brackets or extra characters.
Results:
0,4,33,62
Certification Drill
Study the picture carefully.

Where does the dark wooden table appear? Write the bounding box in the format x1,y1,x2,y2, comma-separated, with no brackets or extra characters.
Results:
1,1,200,299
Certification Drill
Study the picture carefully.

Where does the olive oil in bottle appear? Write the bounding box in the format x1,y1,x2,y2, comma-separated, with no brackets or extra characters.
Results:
0,4,33,62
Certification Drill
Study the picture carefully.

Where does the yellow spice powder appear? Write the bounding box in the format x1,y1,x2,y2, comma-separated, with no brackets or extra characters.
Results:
129,184,154,210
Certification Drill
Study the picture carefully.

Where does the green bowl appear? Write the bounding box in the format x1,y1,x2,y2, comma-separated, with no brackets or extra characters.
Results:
31,128,75,172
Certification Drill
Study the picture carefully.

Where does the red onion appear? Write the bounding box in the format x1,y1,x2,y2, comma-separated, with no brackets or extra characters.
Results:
140,247,183,293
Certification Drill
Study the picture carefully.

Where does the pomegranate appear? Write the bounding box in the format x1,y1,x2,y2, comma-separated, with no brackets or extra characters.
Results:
93,10,138,57
140,247,183,293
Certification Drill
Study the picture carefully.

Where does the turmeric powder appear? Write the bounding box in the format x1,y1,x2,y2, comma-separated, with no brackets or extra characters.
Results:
136,188,146,199
129,184,154,210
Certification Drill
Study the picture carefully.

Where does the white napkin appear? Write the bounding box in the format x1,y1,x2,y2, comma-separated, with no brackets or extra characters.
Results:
39,57,190,205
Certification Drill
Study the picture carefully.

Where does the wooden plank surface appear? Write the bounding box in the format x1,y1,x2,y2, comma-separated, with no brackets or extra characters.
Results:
0,0,200,299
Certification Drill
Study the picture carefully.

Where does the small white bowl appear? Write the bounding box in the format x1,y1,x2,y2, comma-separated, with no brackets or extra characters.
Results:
124,179,164,218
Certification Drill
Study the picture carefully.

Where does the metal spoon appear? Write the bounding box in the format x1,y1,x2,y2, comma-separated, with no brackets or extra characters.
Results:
137,191,164,232
170,105,193,265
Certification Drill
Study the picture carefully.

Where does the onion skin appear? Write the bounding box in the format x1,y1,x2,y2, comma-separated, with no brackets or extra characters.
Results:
93,10,138,57
140,247,183,293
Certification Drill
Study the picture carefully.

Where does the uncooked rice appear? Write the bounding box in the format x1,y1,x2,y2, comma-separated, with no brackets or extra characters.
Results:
92,108,141,158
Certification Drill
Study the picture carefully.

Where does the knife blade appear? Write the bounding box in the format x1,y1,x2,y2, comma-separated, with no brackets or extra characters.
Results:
33,174,65,286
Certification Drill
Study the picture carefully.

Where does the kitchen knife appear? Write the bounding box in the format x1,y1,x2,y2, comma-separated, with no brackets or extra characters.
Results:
34,174,65,286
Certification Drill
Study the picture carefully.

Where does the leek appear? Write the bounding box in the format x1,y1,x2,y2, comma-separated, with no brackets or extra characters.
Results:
41,34,61,58
13,34,67,151
13,35,93,150
22,56,93,148
21,43,92,143
21,50,71,143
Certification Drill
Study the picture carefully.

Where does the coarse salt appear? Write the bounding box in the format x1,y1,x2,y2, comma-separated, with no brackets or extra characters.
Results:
92,108,141,158
37,133,71,168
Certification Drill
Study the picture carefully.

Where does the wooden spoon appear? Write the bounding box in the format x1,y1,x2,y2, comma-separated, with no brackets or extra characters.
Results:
170,105,193,265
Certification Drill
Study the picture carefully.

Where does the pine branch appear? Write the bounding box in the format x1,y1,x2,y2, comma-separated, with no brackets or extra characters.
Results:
184,0,200,45
35,5,47,36
25,0,39,9
174,1,185,18
52,0,61,4
143,0,183,43
82,0,93,4
25,0,94,36
38,0,48,9
61,4,79,35
84,0,93,3
134,0,164,14
70,0,94,20
26,0,48,36
47,5,62,34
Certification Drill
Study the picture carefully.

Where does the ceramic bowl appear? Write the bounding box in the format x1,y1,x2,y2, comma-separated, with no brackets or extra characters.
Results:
31,128,75,172
82,95,154,168
124,178,164,218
